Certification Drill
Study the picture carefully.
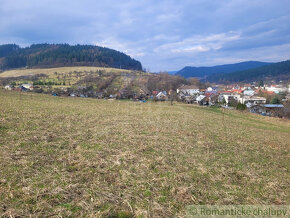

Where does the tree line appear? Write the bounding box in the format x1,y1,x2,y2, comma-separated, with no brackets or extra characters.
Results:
0,44,142,71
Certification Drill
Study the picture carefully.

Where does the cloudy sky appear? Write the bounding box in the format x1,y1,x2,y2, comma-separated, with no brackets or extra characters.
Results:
1,0,290,71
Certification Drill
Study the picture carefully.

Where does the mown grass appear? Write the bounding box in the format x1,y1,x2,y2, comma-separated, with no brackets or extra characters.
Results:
0,89,289,217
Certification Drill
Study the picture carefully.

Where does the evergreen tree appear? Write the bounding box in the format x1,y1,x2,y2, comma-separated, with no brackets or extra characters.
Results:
270,96,281,104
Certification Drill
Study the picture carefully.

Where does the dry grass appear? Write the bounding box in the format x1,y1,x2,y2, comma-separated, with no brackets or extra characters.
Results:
0,89,289,217
0,67,137,78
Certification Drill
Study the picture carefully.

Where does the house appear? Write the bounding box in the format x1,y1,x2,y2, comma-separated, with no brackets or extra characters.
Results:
242,84,252,90
243,88,255,96
156,91,168,101
221,93,241,105
208,95,219,105
232,89,243,94
250,104,285,117
21,84,33,90
4,85,12,90
263,104,285,117
265,85,287,94
177,85,199,96
240,96,266,105
205,90,218,97
199,89,206,94
206,87,218,92
199,96,209,105
207,87,213,92
255,88,274,95
196,95,205,104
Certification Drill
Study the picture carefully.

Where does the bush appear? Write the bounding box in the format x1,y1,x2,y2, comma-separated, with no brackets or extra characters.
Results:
236,103,247,110
270,96,281,104
228,99,238,107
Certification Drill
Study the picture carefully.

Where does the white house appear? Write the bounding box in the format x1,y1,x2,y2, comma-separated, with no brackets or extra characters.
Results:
265,85,287,94
177,85,199,96
207,87,213,91
21,84,33,90
196,95,205,103
156,91,168,100
206,87,218,92
243,89,255,96
240,96,266,105
221,94,241,104
4,85,12,90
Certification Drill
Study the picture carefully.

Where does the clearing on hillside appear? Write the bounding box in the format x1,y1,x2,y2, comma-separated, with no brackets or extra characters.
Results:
0,66,139,78
0,90,289,217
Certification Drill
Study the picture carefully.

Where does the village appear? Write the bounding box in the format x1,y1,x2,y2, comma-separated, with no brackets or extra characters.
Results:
4,81,290,119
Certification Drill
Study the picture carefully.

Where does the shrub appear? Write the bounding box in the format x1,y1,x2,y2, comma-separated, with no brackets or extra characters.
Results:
236,103,247,110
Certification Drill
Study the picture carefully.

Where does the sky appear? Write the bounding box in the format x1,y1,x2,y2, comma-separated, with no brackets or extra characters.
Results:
0,0,290,72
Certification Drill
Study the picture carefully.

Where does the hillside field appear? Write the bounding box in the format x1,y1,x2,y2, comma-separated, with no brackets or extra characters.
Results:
0,67,142,87
0,90,289,217
0,66,136,78
0,67,186,97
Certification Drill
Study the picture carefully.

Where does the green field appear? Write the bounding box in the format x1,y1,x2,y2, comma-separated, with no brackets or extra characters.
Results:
0,90,289,217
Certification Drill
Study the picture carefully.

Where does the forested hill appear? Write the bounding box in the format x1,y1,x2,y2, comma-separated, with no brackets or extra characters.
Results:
0,44,142,71
175,61,271,78
206,60,290,83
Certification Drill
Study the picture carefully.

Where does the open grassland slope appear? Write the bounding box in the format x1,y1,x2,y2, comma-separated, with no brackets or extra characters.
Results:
0,67,186,95
0,66,137,78
0,90,289,217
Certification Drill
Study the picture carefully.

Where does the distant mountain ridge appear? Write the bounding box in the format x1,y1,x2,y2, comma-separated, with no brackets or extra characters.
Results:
0,43,142,71
175,61,272,78
206,59,290,83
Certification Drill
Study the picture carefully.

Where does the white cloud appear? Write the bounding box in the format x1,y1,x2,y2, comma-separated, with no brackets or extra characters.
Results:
153,32,241,54
95,37,146,58
172,46,210,53
0,0,290,71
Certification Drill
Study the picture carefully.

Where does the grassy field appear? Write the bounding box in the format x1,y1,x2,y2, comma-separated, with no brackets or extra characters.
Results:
0,66,145,88
0,89,289,217
0,66,137,78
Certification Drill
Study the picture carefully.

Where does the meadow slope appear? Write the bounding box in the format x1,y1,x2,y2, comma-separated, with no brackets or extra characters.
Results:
0,90,289,217
0,66,136,78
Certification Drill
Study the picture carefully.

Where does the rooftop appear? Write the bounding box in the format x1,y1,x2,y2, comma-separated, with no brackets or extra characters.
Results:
263,104,284,108
178,85,199,90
